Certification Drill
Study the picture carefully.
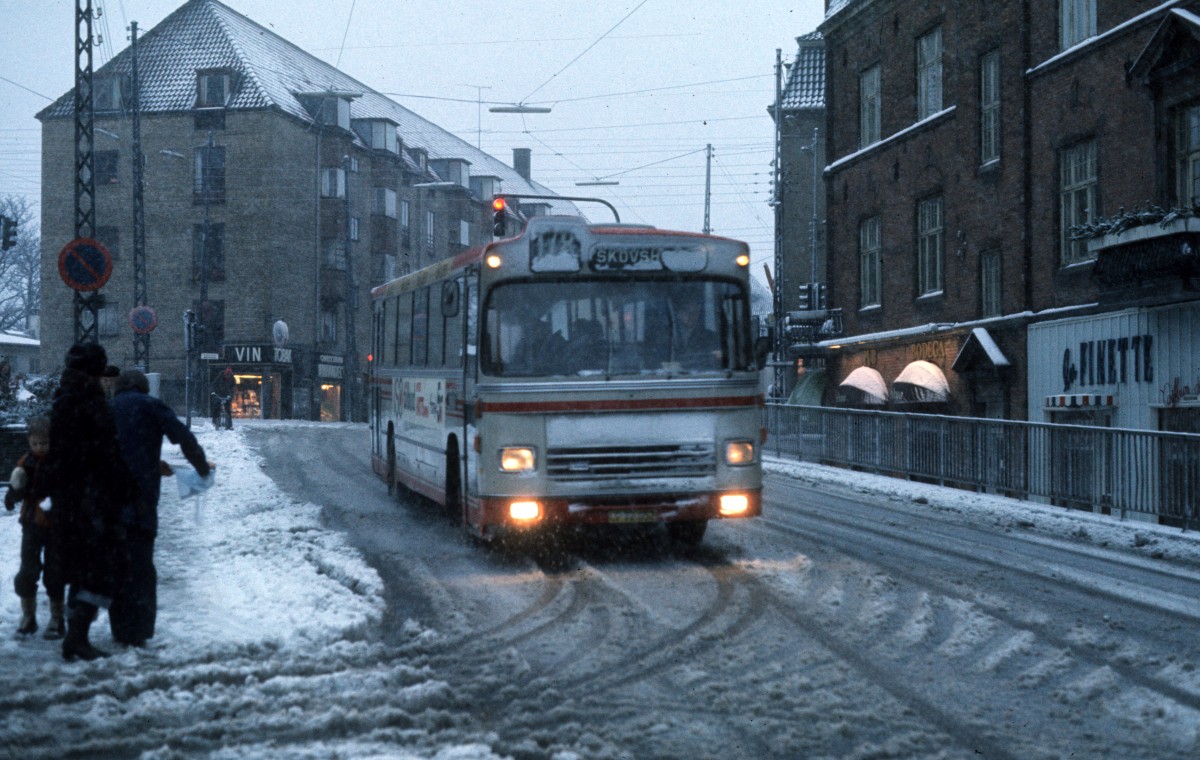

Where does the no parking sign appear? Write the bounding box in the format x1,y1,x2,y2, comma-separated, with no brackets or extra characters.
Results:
129,305,158,334
57,237,113,292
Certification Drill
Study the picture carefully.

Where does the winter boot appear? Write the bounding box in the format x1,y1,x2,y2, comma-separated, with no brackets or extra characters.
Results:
44,598,66,640
16,596,37,636
62,607,109,662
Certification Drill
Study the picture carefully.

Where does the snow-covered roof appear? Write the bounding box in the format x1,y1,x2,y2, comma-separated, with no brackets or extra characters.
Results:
780,32,825,112
0,331,38,348
36,0,577,216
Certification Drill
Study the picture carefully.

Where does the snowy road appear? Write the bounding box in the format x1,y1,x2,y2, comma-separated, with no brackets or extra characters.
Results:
2,420,1198,759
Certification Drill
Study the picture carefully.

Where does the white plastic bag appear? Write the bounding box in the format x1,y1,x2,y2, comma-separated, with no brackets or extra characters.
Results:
176,467,216,499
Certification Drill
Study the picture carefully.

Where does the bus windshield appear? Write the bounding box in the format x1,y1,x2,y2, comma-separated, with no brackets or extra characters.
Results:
482,278,752,377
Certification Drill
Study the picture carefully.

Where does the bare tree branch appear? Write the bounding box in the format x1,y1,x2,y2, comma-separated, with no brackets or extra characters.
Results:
0,194,40,334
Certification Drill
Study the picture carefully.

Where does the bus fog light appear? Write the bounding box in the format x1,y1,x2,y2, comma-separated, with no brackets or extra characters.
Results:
719,493,750,516
509,500,541,521
724,440,755,466
499,447,536,472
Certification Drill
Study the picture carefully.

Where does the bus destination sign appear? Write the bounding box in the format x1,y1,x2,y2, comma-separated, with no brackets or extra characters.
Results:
590,246,662,271
590,244,707,273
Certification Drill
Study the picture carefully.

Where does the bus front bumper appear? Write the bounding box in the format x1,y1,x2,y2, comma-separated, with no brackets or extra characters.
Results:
471,489,762,529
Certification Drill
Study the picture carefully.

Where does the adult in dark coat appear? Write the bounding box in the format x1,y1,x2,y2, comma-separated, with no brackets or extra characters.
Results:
36,343,139,661
108,369,212,647
210,366,234,429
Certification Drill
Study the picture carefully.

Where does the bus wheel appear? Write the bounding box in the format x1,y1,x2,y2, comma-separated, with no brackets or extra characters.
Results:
386,428,397,497
445,446,462,525
667,520,707,545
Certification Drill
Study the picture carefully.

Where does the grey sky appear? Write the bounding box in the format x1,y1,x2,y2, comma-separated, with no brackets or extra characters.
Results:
0,0,824,275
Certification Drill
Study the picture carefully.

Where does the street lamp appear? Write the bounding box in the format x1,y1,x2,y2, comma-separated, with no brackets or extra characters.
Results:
488,103,552,114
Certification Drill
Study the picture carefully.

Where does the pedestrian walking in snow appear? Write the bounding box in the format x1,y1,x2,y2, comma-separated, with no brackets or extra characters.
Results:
4,416,66,640
108,369,212,647
34,343,139,661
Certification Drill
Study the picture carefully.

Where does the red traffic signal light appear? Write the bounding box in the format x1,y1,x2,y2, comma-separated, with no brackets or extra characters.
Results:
491,197,507,237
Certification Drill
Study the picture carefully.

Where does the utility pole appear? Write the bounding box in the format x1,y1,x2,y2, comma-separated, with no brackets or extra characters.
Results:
130,21,150,369
703,143,713,234
342,154,358,422
771,48,786,400
73,0,99,344
188,130,214,427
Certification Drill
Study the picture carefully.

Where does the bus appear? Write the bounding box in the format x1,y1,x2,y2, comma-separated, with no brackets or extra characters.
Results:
369,214,767,544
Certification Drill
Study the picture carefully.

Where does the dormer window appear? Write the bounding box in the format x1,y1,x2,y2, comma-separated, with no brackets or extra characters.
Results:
196,70,233,108
410,148,427,171
446,159,470,188
298,91,358,132
353,119,398,153
95,75,128,112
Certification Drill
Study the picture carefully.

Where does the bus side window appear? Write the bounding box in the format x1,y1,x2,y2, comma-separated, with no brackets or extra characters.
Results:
428,286,445,368
413,287,429,367
444,279,464,369
383,297,395,367
397,291,412,367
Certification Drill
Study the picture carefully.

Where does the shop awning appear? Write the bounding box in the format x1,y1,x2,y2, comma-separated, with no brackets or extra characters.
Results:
835,366,887,406
891,360,950,404
951,327,1011,372
786,368,826,406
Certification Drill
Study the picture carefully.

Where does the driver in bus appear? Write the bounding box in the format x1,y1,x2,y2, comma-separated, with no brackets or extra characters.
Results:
673,300,723,368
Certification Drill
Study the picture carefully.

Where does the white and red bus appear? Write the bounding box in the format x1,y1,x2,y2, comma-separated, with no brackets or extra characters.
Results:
369,214,766,544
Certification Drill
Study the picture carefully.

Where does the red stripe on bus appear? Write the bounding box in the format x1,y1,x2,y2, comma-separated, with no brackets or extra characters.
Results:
477,395,761,414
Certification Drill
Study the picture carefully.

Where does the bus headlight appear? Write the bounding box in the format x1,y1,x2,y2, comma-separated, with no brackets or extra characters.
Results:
499,447,536,472
723,440,756,466
509,500,541,521
719,493,750,516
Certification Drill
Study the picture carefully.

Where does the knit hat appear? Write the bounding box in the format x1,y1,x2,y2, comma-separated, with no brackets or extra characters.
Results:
64,342,108,377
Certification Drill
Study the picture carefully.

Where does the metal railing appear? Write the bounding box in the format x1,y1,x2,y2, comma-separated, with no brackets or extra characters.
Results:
766,404,1200,530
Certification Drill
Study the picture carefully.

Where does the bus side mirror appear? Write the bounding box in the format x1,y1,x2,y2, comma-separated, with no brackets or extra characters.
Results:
753,336,771,370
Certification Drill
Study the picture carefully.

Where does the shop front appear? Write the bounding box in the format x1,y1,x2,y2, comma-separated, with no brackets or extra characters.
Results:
215,343,296,420
316,354,345,422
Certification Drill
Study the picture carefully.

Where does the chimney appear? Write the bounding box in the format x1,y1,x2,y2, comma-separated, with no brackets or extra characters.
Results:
513,148,531,181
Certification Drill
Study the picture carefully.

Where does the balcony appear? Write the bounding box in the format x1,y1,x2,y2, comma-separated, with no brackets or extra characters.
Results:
1089,217,1200,302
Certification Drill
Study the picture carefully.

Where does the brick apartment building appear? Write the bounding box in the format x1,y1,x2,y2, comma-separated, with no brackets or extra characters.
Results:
37,0,572,421
787,0,1200,433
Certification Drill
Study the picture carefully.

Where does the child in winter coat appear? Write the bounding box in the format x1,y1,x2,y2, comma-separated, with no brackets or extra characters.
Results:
4,416,65,639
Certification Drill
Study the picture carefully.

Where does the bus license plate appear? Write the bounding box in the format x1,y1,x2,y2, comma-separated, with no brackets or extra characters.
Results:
608,510,658,524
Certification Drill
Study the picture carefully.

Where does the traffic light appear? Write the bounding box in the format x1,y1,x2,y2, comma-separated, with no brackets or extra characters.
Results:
491,197,507,237
183,309,196,352
0,214,15,250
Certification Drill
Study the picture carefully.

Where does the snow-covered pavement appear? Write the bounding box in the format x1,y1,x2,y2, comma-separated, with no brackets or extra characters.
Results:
1,420,1197,759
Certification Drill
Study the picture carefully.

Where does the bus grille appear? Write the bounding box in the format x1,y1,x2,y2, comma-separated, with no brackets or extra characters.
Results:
546,443,715,481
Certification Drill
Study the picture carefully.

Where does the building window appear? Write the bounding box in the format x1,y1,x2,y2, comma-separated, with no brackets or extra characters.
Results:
192,223,226,282
321,167,346,199
194,144,225,203
459,219,471,246
350,216,360,241
384,254,396,282
860,64,881,148
918,196,944,296
95,225,120,260
195,70,232,108
980,50,1000,164
322,238,347,271
981,249,1002,318
425,210,435,251
97,300,120,337
917,27,943,120
321,305,339,344
1176,102,1200,208
399,200,411,245
196,299,225,352
316,97,351,130
1060,139,1097,265
372,187,397,218
1060,0,1096,50
859,216,881,308
354,120,398,153
96,150,119,185
94,76,126,112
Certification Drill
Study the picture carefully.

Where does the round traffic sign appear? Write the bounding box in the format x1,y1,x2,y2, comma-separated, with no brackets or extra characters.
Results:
57,237,113,292
129,305,158,334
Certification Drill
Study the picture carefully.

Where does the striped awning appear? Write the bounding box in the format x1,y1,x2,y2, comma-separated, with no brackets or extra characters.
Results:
1045,394,1116,408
